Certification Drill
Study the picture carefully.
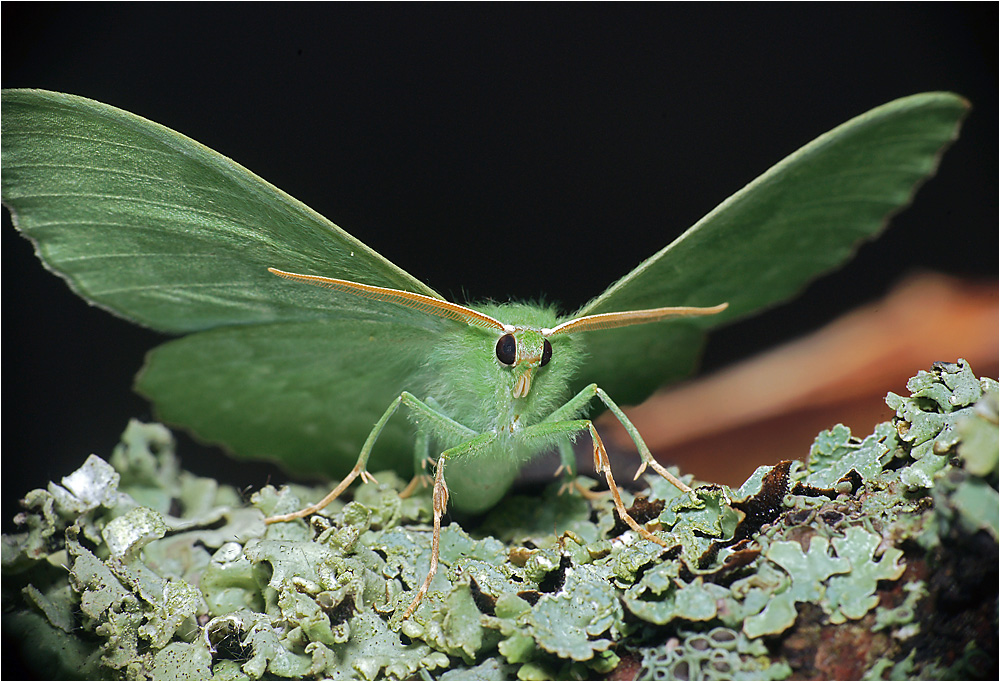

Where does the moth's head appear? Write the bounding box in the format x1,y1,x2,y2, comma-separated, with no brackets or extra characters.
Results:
494,328,552,399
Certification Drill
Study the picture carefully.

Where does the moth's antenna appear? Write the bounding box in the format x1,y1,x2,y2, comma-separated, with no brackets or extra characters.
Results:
544,303,728,337
268,268,510,332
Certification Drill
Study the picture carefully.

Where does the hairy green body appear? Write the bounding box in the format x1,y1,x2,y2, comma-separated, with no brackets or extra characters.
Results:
417,302,586,512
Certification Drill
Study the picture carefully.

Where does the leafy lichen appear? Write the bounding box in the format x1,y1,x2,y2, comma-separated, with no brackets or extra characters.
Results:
638,626,793,681
3,360,997,679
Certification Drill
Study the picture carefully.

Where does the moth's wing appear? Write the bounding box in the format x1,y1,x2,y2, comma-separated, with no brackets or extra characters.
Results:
3,89,450,476
571,92,969,404
135,318,443,478
2,89,442,334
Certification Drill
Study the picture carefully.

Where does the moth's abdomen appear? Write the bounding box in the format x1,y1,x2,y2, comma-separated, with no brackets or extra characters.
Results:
445,446,521,514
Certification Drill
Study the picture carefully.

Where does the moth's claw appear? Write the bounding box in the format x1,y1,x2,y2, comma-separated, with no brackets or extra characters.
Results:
398,473,433,499
592,445,610,473
638,527,669,547
647,459,692,493
572,480,608,501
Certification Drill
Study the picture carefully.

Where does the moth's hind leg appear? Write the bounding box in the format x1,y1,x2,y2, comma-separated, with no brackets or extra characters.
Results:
591,386,691,493
397,437,431,500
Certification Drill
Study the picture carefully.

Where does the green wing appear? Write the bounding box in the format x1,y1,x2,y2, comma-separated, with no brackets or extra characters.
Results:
573,92,969,404
2,90,970,477
135,319,434,478
2,89,452,476
2,89,442,334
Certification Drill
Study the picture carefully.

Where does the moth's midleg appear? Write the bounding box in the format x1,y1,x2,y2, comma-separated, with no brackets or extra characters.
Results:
263,388,487,621
541,382,603,423
517,418,669,547
404,417,655,622
263,394,403,524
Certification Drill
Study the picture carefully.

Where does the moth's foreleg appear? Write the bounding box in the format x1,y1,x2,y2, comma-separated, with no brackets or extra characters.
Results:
401,430,496,620
401,455,448,621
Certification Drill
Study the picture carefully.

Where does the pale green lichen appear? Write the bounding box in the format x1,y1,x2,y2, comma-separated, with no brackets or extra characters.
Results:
957,389,999,477
886,359,994,489
638,626,792,680
824,527,905,623
3,361,997,679
872,580,926,636
806,424,888,487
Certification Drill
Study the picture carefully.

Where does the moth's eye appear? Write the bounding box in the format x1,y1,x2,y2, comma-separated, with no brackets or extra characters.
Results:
496,334,517,366
540,339,553,367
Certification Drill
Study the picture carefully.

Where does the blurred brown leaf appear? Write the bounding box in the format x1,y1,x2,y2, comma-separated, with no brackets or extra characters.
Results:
604,273,998,486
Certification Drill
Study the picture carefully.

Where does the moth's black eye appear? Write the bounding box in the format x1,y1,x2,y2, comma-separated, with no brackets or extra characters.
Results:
496,334,517,366
540,339,553,367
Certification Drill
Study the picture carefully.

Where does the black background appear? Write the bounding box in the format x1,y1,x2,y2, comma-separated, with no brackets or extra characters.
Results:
2,0,995,601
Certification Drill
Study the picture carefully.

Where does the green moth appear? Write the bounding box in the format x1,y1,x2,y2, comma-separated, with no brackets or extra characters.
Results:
2,90,967,617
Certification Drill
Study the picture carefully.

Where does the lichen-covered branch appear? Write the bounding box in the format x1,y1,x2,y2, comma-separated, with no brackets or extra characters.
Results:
3,360,996,680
